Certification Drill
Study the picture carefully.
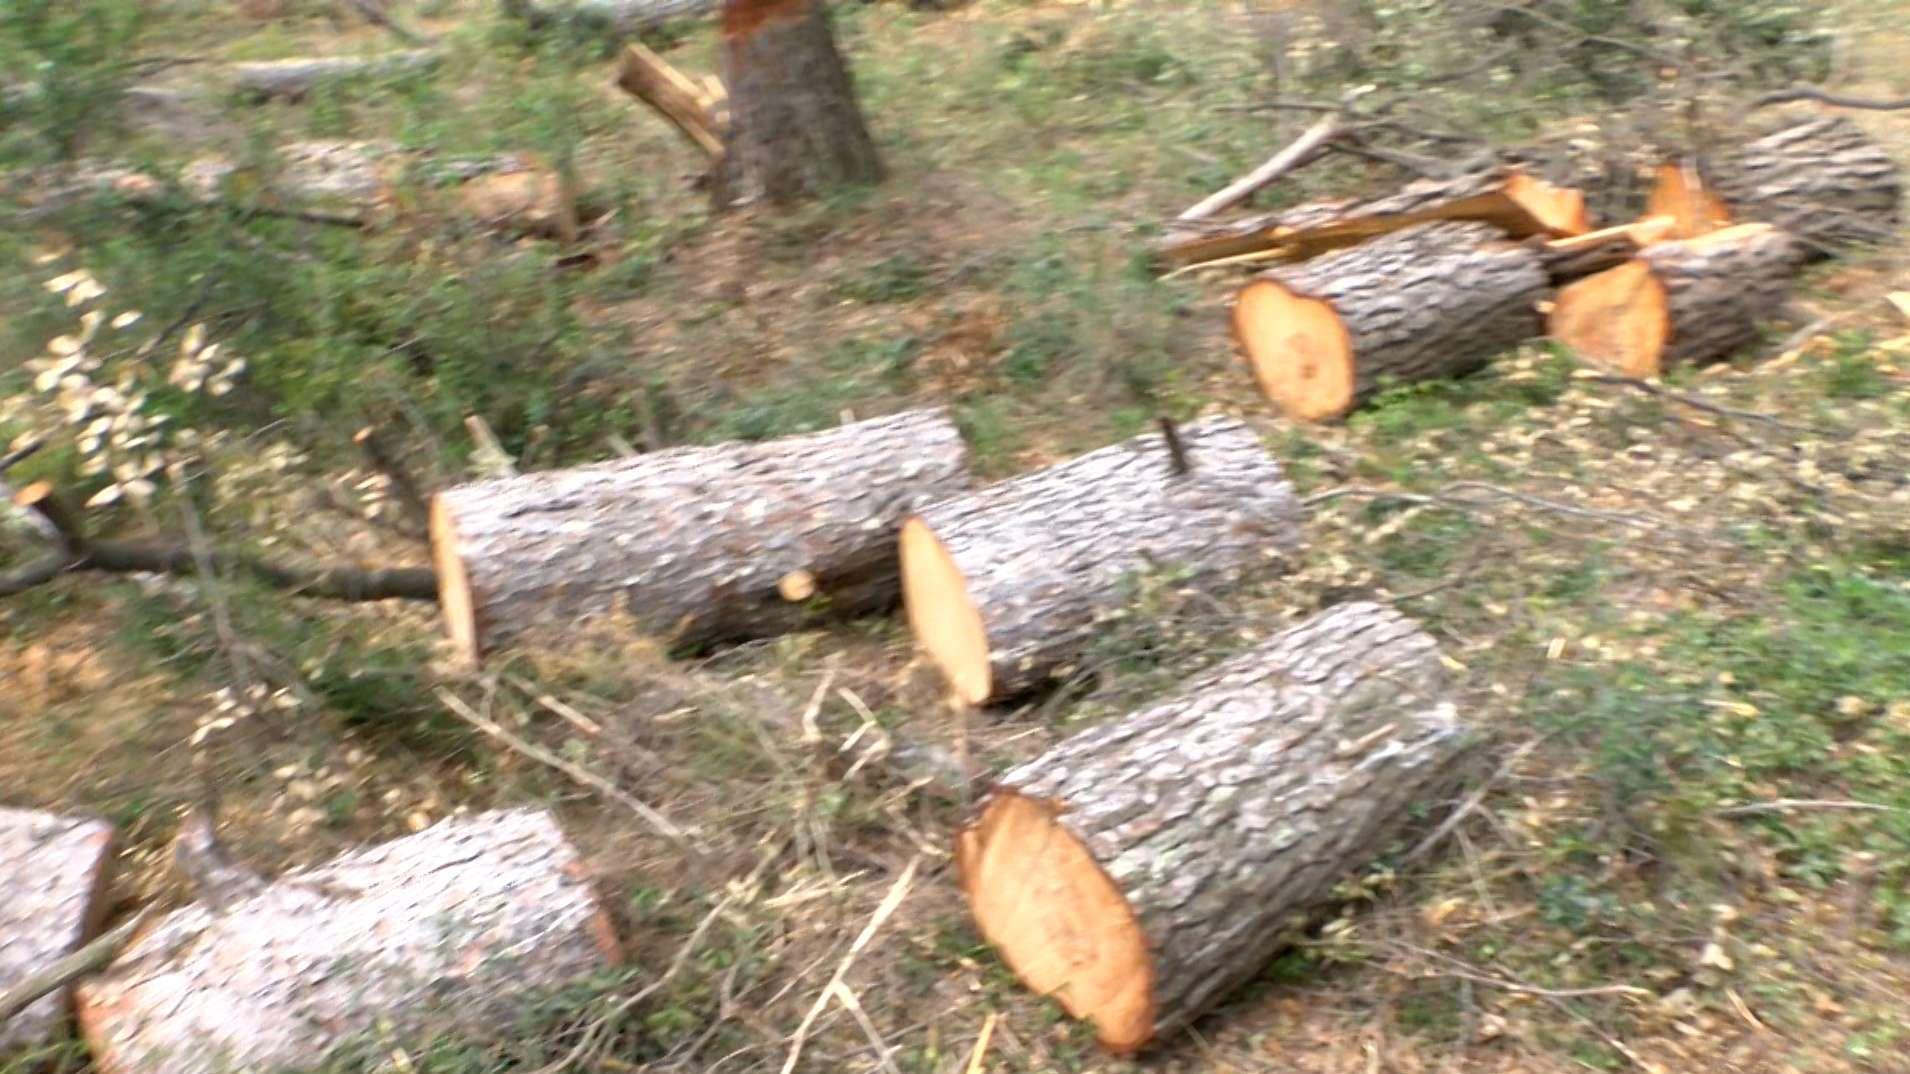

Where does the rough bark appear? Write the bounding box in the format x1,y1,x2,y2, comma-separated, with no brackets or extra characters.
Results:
1234,222,1547,422
505,0,717,37
615,42,729,160
715,0,884,207
432,407,970,663
902,416,1301,707
229,50,440,101
956,601,1472,1053
1532,215,1677,284
1549,223,1805,377
1155,166,1588,269
0,808,116,1055
1708,117,1902,252
76,809,620,1074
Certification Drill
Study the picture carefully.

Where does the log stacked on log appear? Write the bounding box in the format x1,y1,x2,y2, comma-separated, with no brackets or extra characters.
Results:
432,408,970,663
901,416,1300,706
1549,222,1804,377
1156,167,1589,270
1532,215,1677,284
957,601,1471,1052
0,809,116,1055
1233,222,1548,422
229,50,439,101
76,809,619,1074
1707,117,1902,251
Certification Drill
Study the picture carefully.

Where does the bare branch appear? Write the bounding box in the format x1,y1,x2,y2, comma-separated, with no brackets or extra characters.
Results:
1177,110,1349,223
0,908,155,1026
1754,87,1910,111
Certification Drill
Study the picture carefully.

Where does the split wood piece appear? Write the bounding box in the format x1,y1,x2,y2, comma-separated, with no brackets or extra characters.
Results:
1707,116,1902,252
616,42,729,160
1234,222,1547,422
956,601,1472,1053
1549,222,1805,377
229,49,439,101
432,407,969,663
76,809,620,1074
1645,161,1733,240
1155,167,1589,270
1533,215,1677,284
0,808,116,1055
504,0,716,37
901,415,1300,707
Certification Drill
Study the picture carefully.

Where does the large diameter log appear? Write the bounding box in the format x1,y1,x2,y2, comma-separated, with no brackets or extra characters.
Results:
433,407,969,662
0,809,116,1054
75,809,619,1074
1708,117,1902,252
1156,167,1588,270
1233,222,1547,422
229,50,439,100
1549,222,1804,377
957,601,1472,1053
901,416,1299,706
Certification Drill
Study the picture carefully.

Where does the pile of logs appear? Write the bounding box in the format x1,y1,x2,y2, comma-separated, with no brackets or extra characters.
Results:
1192,115,1901,421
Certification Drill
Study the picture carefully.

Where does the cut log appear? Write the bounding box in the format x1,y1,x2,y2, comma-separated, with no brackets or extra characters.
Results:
1645,161,1733,240
1155,167,1589,270
956,601,1471,1053
432,408,970,663
615,42,729,160
1707,117,1902,252
0,809,116,1055
228,50,439,101
1533,215,1677,283
1549,222,1804,377
504,0,717,37
75,809,619,1074
901,415,1299,707
1234,222,1547,422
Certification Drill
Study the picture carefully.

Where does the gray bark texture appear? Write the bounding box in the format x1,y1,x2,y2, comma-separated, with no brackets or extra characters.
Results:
715,0,884,206
434,407,969,659
76,809,619,1074
0,809,116,1056
911,416,1300,704
229,50,439,100
1251,221,1546,416
1642,225,1805,369
1709,117,1903,252
961,601,1472,1051
505,0,716,36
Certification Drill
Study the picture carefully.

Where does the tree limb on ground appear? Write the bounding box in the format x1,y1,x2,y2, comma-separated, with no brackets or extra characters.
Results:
0,908,154,1028
1754,87,1910,111
1177,110,1349,223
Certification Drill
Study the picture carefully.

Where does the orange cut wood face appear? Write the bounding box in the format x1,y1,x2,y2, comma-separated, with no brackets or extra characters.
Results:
1646,162,1733,239
899,517,992,705
956,793,1156,1052
1233,277,1356,422
1548,260,1670,377
1504,171,1592,235
430,496,482,665
720,0,812,36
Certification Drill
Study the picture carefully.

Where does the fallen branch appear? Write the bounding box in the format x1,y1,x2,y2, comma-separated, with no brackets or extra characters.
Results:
343,0,437,46
614,42,728,161
0,908,154,1028
1176,111,1347,223
229,49,438,100
779,855,921,1074
1302,480,1695,537
1753,87,1910,112
1402,734,1551,866
1717,798,1902,817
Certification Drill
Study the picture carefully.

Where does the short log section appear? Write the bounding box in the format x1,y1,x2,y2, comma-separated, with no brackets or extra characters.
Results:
1234,222,1547,422
1549,222,1804,377
433,407,970,662
0,808,116,1055
76,809,619,1074
1156,167,1589,269
1708,117,1902,252
956,601,1472,1052
901,415,1300,706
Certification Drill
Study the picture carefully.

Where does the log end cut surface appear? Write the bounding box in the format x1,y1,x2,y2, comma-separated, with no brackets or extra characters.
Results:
955,793,1153,1053
429,494,481,664
1234,277,1356,421
900,516,992,705
1548,260,1669,377
1505,172,1591,236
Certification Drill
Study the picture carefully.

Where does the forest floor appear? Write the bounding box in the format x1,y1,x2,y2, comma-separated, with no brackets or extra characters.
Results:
3,0,1910,1071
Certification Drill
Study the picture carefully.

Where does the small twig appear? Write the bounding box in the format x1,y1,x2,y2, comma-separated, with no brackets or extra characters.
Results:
779,855,922,1074
1156,417,1191,477
0,907,155,1024
1717,798,1902,817
1176,108,1351,223
1403,735,1550,865
1754,87,1910,111
827,981,903,1074
1326,139,1444,178
354,425,432,538
1585,373,1835,435
964,1012,999,1074
1386,942,1651,1000
1303,481,1692,536
438,688,704,864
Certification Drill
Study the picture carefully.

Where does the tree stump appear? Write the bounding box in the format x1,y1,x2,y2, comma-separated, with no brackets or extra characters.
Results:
1155,167,1588,269
715,0,884,206
901,416,1300,706
1549,222,1804,377
0,809,116,1055
1233,222,1547,422
1708,117,1902,252
433,407,970,662
956,601,1472,1052
76,809,620,1074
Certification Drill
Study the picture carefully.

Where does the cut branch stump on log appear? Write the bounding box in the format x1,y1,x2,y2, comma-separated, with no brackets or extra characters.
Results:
0,809,117,1055
1706,116,1902,252
76,809,620,1074
1233,221,1548,422
901,416,1300,707
432,408,970,663
1155,167,1588,270
1549,222,1805,377
957,601,1472,1053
